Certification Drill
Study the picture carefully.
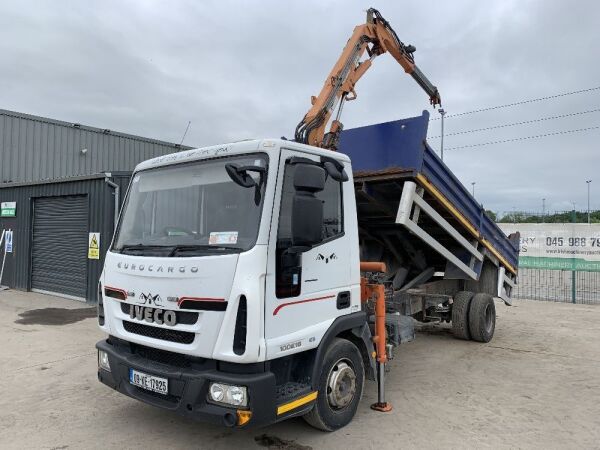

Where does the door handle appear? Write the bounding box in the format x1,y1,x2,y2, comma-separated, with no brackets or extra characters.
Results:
336,291,351,309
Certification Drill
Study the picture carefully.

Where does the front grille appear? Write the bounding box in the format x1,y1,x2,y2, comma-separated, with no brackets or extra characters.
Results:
120,303,198,325
123,321,195,344
178,299,227,311
130,343,192,368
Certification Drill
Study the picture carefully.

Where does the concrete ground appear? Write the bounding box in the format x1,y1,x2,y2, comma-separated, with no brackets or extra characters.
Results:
1,291,599,450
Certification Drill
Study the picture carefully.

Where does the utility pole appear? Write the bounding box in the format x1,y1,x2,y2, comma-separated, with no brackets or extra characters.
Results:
542,198,546,223
586,180,592,224
438,108,446,161
571,207,577,303
512,206,516,224
471,182,476,197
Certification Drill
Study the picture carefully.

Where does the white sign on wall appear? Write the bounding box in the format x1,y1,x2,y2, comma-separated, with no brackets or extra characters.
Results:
498,223,600,271
5,230,13,253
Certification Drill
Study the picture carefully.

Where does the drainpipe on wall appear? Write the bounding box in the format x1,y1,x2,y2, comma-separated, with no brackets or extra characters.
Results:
104,173,120,231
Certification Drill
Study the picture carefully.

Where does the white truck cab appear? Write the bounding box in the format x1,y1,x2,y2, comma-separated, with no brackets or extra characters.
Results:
97,139,370,429
96,136,517,430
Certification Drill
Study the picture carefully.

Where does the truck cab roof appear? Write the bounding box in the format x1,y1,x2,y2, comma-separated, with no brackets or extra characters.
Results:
134,138,351,173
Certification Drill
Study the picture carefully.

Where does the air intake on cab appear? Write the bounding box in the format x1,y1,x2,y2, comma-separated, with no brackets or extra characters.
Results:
233,296,247,355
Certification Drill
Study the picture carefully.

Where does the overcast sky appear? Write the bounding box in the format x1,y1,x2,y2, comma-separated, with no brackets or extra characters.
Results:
1,0,599,215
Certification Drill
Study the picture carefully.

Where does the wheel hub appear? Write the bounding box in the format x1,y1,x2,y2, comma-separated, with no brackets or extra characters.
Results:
326,359,356,410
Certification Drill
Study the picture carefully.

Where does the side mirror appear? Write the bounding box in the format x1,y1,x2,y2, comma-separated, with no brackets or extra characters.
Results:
291,164,325,248
225,163,256,188
323,160,349,182
225,163,267,205
293,163,326,192
291,195,323,248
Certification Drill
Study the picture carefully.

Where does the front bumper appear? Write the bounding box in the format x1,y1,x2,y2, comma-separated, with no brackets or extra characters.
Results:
96,338,277,428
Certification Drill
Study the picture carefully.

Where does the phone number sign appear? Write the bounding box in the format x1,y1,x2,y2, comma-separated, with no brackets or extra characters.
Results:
498,223,600,272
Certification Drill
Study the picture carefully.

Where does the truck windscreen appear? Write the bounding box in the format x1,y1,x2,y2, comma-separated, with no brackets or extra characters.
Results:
112,154,268,256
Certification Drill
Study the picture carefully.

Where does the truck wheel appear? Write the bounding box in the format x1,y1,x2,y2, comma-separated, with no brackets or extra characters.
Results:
468,293,495,342
303,338,364,431
451,291,474,340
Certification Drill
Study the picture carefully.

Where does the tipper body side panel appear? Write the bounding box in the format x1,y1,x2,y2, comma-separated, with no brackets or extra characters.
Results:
338,111,519,272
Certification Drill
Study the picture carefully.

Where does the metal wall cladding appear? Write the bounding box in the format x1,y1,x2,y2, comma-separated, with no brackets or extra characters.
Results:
0,173,131,303
0,109,191,184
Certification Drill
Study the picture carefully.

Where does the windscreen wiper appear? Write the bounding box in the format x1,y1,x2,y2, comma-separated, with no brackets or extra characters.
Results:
168,244,242,256
116,244,173,254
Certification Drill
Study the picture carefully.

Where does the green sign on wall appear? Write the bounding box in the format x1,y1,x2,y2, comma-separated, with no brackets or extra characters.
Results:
1,202,16,217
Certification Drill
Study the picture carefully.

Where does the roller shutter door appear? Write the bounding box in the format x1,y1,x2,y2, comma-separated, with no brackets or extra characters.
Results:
31,195,88,301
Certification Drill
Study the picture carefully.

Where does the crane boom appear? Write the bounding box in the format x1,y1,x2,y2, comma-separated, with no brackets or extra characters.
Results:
295,8,441,150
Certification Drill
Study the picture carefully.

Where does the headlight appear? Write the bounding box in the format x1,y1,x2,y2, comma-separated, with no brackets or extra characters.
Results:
209,383,225,402
208,382,248,407
98,350,111,372
228,386,245,405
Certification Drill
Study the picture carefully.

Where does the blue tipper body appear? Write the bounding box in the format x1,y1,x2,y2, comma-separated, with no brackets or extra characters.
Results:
338,110,519,271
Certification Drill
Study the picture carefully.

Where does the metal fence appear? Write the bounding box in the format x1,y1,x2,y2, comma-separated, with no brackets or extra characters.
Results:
513,268,600,304
497,214,600,304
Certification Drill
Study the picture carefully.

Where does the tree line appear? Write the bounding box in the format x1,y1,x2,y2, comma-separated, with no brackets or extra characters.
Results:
494,210,600,224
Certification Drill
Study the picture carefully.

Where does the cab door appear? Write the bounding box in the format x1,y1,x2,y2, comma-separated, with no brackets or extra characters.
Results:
264,149,356,359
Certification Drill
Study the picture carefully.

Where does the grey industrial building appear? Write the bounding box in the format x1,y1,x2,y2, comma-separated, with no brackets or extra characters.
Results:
0,109,192,303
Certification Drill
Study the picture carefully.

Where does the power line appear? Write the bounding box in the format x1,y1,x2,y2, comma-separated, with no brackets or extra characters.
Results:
430,86,600,121
428,108,600,139
446,125,600,151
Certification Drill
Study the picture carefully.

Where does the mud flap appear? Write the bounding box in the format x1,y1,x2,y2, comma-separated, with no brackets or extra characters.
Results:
352,323,376,381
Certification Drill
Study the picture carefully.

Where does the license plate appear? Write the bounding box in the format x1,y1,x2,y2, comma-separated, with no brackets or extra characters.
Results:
129,368,168,395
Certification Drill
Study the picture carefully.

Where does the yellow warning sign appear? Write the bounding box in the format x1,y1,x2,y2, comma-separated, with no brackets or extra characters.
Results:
88,232,100,260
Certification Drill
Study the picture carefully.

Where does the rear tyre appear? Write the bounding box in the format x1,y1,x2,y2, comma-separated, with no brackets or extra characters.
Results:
303,338,364,431
451,291,474,340
468,293,496,342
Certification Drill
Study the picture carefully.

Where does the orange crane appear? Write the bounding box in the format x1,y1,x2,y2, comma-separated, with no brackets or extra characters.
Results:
295,7,441,150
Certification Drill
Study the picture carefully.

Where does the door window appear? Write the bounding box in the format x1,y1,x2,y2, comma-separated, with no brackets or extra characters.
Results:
275,162,343,298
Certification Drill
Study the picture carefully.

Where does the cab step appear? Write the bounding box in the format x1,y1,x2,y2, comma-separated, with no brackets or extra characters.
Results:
275,382,311,403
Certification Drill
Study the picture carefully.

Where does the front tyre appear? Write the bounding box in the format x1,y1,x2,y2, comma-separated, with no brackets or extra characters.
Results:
303,338,365,431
